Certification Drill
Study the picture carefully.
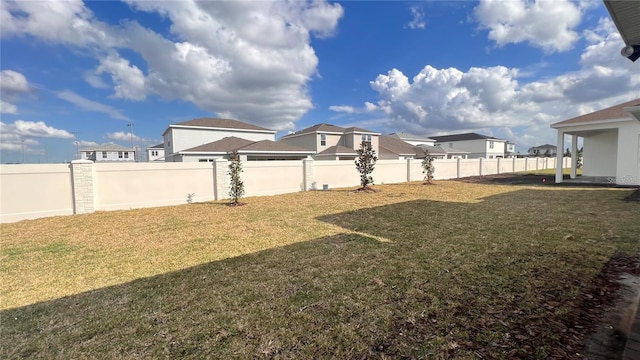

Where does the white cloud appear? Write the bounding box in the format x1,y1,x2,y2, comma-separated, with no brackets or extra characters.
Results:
0,70,30,114
96,52,147,100
77,140,98,147
474,0,583,53
0,120,72,152
407,6,426,30
84,71,110,89
105,131,153,143
2,0,344,130
56,90,130,121
329,105,355,113
338,17,639,151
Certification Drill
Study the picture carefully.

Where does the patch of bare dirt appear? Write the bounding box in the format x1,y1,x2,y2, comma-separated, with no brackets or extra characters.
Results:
351,187,377,193
227,202,247,207
456,173,554,185
623,188,640,202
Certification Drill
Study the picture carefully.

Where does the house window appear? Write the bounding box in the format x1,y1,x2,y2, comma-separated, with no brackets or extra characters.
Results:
118,152,123,158
85,152,91,157
361,134,372,144
320,134,326,146
151,150,158,156
102,152,107,159
124,152,129,159
489,141,494,149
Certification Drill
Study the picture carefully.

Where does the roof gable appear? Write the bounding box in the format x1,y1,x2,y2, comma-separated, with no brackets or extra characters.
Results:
551,98,640,127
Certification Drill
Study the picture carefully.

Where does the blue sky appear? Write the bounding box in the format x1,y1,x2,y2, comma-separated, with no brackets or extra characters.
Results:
1,0,638,163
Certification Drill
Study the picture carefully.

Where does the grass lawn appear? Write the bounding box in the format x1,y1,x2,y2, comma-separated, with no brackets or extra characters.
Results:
1,178,638,359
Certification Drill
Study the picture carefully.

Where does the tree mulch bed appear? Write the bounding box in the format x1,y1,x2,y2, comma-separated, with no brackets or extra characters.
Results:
350,186,377,193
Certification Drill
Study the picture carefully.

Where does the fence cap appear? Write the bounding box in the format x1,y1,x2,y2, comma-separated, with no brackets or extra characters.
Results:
71,160,94,164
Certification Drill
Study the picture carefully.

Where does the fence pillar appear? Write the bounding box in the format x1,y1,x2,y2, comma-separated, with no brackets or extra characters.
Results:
512,157,516,172
479,158,484,176
303,157,315,190
497,157,501,174
71,160,96,215
212,159,229,200
456,158,461,178
524,157,528,171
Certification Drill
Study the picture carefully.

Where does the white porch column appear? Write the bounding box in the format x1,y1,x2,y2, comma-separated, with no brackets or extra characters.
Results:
570,134,578,179
555,130,564,183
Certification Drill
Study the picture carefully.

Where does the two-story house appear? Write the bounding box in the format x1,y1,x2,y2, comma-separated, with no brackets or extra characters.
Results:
80,143,136,162
162,118,312,162
146,143,165,162
528,144,557,157
279,123,381,160
429,133,512,159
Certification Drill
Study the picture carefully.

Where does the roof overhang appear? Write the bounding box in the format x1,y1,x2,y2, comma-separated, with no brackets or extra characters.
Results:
550,116,633,129
604,0,640,61
623,106,640,121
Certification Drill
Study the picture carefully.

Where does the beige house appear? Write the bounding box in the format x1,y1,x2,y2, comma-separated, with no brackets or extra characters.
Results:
279,123,381,160
551,98,640,185
177,136,314,162
163,118,276,162
80,143,136,162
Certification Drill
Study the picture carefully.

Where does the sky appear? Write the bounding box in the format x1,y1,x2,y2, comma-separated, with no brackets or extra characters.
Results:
1,0,639,163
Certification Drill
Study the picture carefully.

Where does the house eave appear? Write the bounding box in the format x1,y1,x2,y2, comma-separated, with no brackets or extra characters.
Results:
550,117,633,129
165,125,277,136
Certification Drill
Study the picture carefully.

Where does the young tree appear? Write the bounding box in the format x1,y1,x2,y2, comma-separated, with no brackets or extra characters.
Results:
577,147,583,169
422,151,435,184
355,141,377,190
228,151,245,205
564,148,571,157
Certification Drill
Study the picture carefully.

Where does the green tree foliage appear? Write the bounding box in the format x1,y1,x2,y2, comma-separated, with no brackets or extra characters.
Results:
422,151,435,184
228,151,245,204
355,141,377,189
577,147,583,169
564,148,571,157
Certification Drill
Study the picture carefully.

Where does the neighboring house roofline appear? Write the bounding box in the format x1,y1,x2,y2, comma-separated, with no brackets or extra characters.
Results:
388,132,435,142
550,98,640,127
147,143,164,149
162,118,276,136
429,132,506,142
550,117,634,129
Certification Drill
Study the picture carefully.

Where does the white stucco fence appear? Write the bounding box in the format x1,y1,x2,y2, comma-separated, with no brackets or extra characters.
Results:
0,157,569,223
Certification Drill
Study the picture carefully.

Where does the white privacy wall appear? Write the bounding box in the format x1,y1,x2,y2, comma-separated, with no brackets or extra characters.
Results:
0,158,567,223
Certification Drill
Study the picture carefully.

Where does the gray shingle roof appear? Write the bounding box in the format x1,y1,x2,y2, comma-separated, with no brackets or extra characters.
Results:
388,132,435,142
180,137,311,154
317,145,357,156
148,143,164,149
429,132,501,142
378,135,416,155
182,137,254,153
551,98,640,127
80,143,134,151
283,123,347,137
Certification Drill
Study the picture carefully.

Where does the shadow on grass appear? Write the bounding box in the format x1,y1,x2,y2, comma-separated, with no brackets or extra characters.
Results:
2,189,639,359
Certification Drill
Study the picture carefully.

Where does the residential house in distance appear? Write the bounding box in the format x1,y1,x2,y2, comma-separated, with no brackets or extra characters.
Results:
146,143,165,162
551,98,640,185
80,143,136,162
378,135,447,159
429,133,512,159
387,132,436,146
178,136,314,161
162,118,277,162
279,123,381,160
528,144,557,157
505,141,516,157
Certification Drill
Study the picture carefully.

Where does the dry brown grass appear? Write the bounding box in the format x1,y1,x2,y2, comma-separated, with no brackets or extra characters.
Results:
1,179,639,359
